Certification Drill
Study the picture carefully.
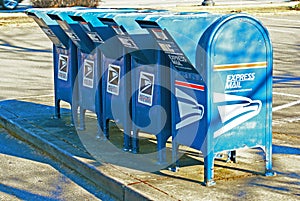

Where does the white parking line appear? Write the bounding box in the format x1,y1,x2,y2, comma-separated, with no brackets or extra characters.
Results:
273,92,300,98
260,17,300,23
273,117,300,125
273,92,300,112
260,17,299,34
268,28,297,34
273,100,300,112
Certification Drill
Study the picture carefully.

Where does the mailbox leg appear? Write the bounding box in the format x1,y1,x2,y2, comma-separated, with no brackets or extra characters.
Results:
265,124,275,176
103,119,109,140
170,141,180,172
54,99,61,119
70,102,78,127
265,146,275,176
132,128,139,154
78,108,86,130
157,133,167,165
123,133,131,152
230,150,237,163
123,126,132,152
71,93,78,127
204,152,216,186
96,121,103,139
226,150,237,163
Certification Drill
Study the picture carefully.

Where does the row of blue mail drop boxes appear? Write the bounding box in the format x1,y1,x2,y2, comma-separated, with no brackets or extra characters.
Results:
26,7,274,186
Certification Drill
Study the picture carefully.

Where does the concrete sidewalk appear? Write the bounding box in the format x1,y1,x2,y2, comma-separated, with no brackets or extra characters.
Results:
0,100,299,200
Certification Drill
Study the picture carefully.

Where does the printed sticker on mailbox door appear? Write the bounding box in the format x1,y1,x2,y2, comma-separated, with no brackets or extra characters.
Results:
175,87,205,130
58,54,68,81
83,59,94,89
138,72,154,106
213,93,262,138
107,64,120,95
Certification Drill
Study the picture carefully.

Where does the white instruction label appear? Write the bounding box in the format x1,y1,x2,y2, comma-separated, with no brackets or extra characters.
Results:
83,59,95,88
58,54,68,81
107,64,121,95
138,72,155,106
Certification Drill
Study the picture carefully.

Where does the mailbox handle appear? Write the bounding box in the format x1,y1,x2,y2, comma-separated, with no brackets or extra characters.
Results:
98,17,115,25
135,20,159,29
69,15,85,23
48,14,61,21
26,11,36,17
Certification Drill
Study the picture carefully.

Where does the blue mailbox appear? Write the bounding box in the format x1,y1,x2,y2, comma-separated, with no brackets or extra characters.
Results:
99,11,172,163
137,13,274,185
67,9,138,135
26,8,83,121
47,8,112,134
60,9,138,146
95,11,142,151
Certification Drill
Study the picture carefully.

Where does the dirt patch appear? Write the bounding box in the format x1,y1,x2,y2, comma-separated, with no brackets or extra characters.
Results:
0,16,34,27
0,4,299,27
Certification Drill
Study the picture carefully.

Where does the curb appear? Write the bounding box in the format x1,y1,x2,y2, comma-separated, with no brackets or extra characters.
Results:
0,106,150,201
